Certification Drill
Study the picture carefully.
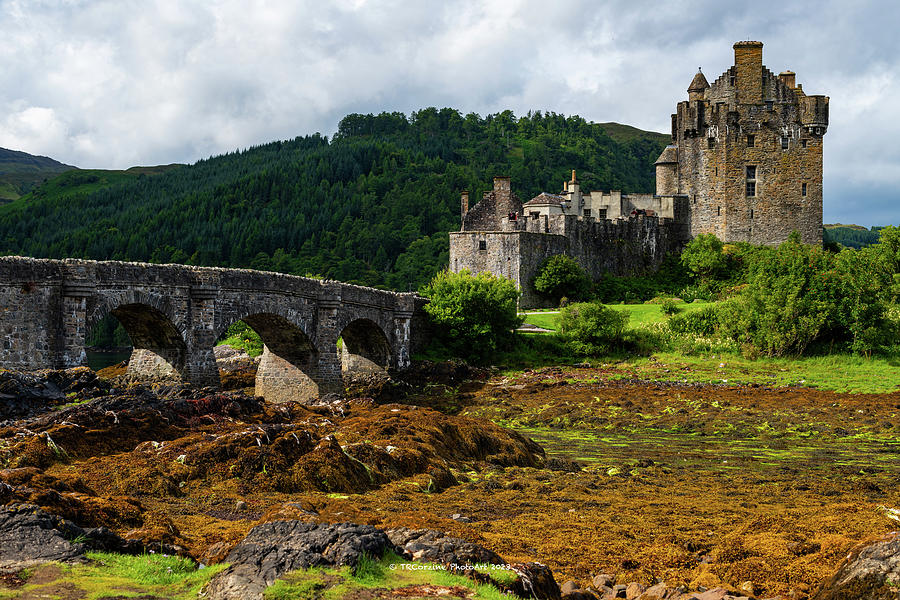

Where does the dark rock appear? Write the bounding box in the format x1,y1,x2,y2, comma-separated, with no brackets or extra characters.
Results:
788,540,821,556
546,457,584,472
510,562,561,600
813,532,900,600
427,467,458,492
386,527,505,565
235,500,247,511
0,504,86,571
206,521,394,600
0,503,181,572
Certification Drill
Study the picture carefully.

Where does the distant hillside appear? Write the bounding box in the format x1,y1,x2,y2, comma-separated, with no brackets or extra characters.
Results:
0,109,669,291
0,147,75,202
598,122,669,145
823,224,883,249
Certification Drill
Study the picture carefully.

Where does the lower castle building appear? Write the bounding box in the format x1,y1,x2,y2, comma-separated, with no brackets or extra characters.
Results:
449,41,828,307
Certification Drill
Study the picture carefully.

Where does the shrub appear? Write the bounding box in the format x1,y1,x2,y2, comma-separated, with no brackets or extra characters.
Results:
533,255,591,303
681,234,728,281
718,235,893,356
659,298,680,316
421,269,521,361
667,304,721,336
557,302,628,356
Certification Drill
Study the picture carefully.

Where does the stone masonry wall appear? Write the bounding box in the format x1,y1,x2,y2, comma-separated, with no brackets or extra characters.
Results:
450,214,679,308
0,256,426,402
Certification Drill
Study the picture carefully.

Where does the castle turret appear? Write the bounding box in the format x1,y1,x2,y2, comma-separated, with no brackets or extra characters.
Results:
778,70,796,89
688,69,709,101
654,145,678,196
733,41,763,104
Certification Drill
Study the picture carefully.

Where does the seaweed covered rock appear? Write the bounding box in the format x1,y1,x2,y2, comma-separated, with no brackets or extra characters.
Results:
0,367,109,421
813,532,900,600
0,504,183,572
386,527,506,565
1,388,266,468
206,521,394,600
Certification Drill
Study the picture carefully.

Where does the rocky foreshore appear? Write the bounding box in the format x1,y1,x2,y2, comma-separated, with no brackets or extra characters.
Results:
0,365,899,599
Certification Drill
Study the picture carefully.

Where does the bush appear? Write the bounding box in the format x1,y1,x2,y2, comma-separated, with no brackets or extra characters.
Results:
533,255,591,304
421,269,522,361
719,235,893,356
557,302,628,356
681,234,728,281
659,298,680,316
667,304,721,336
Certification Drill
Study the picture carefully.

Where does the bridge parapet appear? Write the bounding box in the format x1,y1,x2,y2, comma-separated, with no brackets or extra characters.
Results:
0,256,426,402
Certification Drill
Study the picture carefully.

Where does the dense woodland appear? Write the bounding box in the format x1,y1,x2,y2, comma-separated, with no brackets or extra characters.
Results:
0,109,667,291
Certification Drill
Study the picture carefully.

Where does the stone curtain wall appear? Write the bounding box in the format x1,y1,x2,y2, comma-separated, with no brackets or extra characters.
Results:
0,257,423,402
450,214,678,308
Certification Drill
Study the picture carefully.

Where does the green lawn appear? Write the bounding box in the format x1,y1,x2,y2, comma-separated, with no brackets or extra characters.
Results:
521,301,712,331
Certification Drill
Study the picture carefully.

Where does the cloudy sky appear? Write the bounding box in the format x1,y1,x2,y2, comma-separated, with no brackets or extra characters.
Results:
1,0,897,226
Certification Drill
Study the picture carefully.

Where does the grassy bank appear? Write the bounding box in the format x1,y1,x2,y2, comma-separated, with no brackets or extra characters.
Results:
509,301,900,394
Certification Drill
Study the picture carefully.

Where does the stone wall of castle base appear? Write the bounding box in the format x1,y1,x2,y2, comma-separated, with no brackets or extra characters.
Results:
449,216,679,309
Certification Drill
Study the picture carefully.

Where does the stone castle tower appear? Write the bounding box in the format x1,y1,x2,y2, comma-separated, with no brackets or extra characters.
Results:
657,41,828,245
449,41,829,307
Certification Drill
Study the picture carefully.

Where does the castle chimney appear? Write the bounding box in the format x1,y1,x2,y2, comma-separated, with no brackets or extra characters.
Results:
460,190,469,216
571,170,577,182
733,41,763,104
779,70,796,89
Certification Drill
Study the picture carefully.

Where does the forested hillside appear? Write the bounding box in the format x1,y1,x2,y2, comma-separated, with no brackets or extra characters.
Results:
0,109,668,290
823,224,883,249
0,147,74,202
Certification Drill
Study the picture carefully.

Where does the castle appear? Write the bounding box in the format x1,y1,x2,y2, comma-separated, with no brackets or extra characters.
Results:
449,41,829,307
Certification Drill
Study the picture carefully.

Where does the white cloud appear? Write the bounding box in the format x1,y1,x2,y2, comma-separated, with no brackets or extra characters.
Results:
0,0,898,224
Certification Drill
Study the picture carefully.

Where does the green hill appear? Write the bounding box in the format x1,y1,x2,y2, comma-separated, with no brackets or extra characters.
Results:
823,224,883,249
0,108,668,291
0,147,75,202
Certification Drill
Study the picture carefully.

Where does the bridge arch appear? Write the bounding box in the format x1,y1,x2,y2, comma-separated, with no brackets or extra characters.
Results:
217,310,321,403
88,291,187,382
338,318,392,375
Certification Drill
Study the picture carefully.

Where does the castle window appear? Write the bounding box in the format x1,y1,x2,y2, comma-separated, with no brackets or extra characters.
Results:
598,209,607,220
708,137,716,149
746,165,757,197
765,100,774,111
802,183,808,196
729,74,736,86
583,209,591,218
750,209,754,219
801,139,808,148
781,136,789,150
478,240,486,251
530,211,540,219
747,134,755,147
717,206,721,216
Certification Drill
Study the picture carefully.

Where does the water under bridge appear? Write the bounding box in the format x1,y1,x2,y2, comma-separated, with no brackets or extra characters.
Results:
0,257,427,401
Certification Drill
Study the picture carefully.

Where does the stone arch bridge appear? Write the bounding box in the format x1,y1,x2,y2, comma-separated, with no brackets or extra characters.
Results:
0,257,427,401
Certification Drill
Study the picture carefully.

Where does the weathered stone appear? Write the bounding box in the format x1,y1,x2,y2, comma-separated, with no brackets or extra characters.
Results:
626,582,647,599
386,527,505,566
0,257,425,403
206,521,394,600
510,562,561,600
812,532,900,600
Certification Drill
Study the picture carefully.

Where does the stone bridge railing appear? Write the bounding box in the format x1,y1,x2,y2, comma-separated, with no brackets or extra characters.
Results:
0,257,427,401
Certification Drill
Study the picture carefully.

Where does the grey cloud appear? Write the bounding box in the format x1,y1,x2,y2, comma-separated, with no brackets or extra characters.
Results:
0,0,897,225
